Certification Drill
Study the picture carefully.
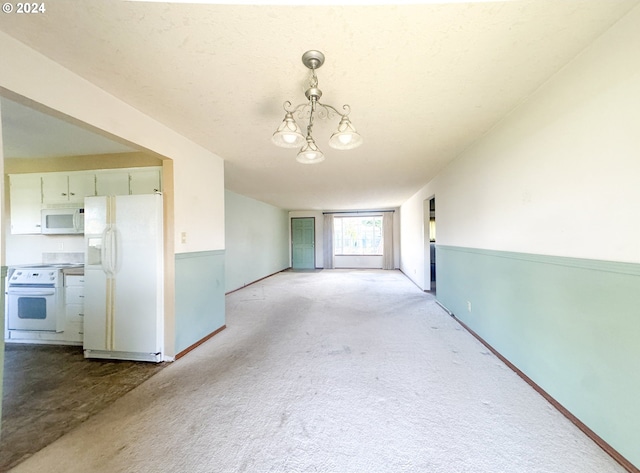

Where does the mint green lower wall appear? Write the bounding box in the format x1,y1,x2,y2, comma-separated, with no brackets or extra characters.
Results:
225,190,289,293
436,245,640,468
175,251,225,355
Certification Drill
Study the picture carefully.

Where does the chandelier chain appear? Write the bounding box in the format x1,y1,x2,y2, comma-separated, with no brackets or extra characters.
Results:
309,69,318,89
307,99,316,136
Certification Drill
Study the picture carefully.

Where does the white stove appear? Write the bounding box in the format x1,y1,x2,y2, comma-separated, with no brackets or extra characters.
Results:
6,264,83,332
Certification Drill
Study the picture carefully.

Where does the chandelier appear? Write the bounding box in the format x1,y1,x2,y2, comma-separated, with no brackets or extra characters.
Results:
272,50,362,164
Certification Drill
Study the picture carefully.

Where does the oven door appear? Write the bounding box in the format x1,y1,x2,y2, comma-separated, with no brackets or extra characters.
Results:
7,286,58,332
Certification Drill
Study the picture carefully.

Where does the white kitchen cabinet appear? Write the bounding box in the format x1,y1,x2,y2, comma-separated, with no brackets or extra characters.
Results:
96,168,162,196
42,173,95,205
64,274,85,343
9,174,42,234
41,173,68,204
9,168,162,235
130,169,161,195
95,171,130,196
69,174,97,203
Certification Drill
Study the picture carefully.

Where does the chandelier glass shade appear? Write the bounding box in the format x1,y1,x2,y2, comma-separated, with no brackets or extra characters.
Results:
271,111,305,148
296,135,325,164
328,115,363,150
272,50,362,164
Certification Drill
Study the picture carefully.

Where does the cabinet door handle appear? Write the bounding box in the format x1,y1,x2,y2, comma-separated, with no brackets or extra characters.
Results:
61,192,67,196
70,192,75,196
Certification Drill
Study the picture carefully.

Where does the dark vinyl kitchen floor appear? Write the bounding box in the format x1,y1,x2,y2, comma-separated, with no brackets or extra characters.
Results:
1,344,166,472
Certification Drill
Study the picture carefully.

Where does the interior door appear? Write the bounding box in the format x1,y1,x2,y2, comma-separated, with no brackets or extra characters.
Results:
292,218,315,269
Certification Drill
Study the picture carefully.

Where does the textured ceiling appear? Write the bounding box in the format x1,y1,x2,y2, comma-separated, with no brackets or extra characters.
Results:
1,1,638,210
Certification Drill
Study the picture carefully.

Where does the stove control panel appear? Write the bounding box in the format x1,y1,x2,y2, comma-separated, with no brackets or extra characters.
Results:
9,268,59,286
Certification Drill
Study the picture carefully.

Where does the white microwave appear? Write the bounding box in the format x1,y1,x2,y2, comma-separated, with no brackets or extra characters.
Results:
41,207,85,234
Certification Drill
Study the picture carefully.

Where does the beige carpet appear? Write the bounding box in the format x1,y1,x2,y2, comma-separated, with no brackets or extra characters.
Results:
10,270,626,472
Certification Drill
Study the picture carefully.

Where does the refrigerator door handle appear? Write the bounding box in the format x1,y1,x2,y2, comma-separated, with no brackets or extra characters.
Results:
108,226,118,276
100,227,110,275
102,227,117,277
111,227,121,275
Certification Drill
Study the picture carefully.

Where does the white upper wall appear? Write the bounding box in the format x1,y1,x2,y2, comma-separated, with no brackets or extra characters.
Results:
0,31,224,255
401,4,640,288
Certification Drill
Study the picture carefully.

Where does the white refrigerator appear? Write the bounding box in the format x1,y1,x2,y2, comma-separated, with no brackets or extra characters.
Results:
83,194,164,362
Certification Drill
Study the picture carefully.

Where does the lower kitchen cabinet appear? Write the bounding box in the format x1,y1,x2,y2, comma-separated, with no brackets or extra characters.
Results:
64,274,85,343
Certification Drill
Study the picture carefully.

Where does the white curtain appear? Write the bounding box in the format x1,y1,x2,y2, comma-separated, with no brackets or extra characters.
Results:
382,212,394,270
323,214,334,269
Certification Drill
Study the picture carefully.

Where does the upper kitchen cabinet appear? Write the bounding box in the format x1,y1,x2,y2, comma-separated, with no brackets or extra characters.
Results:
42,173,96,205
95,168,162,196
95,171,130,196
8,167,162,235
69,174,97,203
130,169,161,195
9,174,42,234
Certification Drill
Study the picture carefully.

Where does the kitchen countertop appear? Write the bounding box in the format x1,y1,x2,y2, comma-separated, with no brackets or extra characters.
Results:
62,266,84,276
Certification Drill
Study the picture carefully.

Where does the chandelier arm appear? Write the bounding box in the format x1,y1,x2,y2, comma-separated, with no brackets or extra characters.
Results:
282,102,314,121
283,101,311,114
289,102,311,114
316,102,351,118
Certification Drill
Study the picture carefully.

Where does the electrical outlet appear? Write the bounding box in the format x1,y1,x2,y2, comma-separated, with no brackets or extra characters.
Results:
467,301,472,312
181,232,187,244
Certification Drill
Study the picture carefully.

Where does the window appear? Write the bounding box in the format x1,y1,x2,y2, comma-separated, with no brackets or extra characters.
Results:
333,216,383,255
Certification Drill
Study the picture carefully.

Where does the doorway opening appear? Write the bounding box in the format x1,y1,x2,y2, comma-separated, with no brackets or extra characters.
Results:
0,94,174,468
424,197,436,292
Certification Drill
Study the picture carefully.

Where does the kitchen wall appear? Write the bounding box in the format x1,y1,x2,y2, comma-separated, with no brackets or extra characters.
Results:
225,190,289,293
400,5,640,468
0,30,226,358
